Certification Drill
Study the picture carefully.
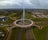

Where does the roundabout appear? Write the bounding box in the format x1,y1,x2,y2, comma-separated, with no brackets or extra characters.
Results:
13,19,34,28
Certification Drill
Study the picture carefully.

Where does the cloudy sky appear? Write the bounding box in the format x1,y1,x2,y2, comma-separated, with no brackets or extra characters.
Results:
0,0,48,9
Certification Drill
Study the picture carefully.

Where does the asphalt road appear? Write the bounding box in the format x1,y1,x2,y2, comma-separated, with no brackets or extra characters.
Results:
25,29,34,40
16,29,22,40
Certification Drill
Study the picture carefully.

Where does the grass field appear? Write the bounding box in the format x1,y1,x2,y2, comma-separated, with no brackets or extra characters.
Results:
9,28,19,40
32,26,48,40
31,17,48,40
21,28,25,40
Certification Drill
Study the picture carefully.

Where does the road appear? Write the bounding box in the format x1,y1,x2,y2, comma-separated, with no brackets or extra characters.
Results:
16,29,22,40
25,28,34,40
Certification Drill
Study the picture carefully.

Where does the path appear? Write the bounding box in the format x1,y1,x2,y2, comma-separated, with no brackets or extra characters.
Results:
6,29,12,40
25,28,34,40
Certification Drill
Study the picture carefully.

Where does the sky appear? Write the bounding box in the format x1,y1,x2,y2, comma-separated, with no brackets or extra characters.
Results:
0,0,48,9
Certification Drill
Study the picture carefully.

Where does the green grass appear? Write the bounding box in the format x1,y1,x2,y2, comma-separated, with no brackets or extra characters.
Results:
21,29,26,40
31,18,48,27
9,28,19,40
32,26,48,40
26,13,31,19
31,18,48,22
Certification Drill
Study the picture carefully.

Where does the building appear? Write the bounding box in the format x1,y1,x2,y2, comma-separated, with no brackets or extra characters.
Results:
0,16,7,22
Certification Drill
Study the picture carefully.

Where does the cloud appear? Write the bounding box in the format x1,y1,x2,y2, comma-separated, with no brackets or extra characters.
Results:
0,0,48,9
0,0,21,6
23,0,32,5
0,0,32,6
